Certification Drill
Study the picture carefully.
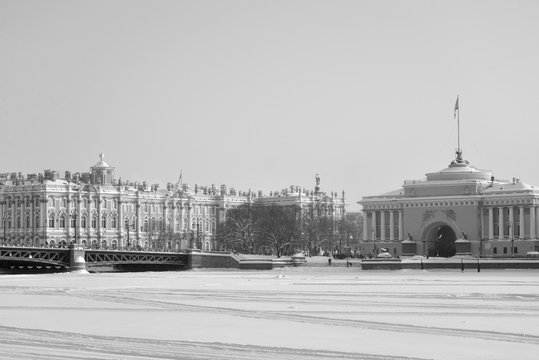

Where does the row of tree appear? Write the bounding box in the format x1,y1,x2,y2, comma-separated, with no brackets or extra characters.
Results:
214,204,362,257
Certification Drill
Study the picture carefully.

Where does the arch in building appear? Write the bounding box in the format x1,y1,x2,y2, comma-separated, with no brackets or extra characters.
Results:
423,221,458,257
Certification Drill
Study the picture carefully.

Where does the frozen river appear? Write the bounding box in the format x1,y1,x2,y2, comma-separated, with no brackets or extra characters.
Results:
1,267,538,359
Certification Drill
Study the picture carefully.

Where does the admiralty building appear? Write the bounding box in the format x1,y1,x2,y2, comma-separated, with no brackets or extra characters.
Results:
359,150,539,258
0,155,346,252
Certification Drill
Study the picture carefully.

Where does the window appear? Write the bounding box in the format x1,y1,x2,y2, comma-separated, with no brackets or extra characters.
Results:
71,215,76,228
143,219,149,232
59,215,66,228
503,247,508,254
111,217,117,229
514,247,518,254
81,216,87,229
49,215,55,228
102,215,107,229
17,217,21,229
493,247,497,254
91,216,97,229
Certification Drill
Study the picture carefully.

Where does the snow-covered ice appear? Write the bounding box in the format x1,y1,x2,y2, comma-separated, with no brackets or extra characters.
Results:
0,268,538,359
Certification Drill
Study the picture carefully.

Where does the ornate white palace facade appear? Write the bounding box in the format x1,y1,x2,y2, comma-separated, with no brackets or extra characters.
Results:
359,151,539,258
0,155,346,251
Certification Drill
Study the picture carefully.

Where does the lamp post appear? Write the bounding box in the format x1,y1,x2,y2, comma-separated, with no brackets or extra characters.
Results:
125,219,132,250
2,216,6,246
435,227,441,257
371,228,376,256
509,223,514,258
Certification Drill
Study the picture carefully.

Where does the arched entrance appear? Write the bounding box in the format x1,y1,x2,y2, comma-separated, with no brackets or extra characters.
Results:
424,223,458,257
435,226,457,257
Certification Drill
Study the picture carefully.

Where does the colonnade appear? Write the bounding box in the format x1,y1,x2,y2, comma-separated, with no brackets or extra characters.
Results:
485,205,539,240
362,210,404,241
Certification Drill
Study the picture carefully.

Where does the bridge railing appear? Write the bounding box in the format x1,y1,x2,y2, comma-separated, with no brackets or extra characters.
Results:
0,246,70,266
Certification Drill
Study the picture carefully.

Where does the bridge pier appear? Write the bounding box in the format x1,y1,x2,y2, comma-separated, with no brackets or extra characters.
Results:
69,245,87,272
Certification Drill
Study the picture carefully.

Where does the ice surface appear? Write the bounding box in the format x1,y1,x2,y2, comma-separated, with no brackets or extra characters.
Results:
1,268,538,359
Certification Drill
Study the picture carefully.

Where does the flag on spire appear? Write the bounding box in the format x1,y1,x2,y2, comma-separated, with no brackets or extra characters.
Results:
454,96,459,119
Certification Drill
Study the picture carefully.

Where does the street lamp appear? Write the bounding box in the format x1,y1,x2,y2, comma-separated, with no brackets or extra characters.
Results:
509,223,514,258
2,216,6,246
125,219,133,249
371,228,376,256
435,227,441,257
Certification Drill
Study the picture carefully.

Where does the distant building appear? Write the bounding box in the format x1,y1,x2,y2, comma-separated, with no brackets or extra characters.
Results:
359,150,539,258
0,154,345,252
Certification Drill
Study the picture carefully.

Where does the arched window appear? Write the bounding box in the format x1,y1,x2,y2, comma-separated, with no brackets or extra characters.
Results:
211,220,216,234
81,215,87,229
17,217,22,229
48,214,55,228
59,214,66,228
143,219,149,232
70,214,76,228
205,220,209,232
151,218,156,231
111,239,117,250
81,239,87,248
26,216,30,229
111,216,117,229
35,216,39,229
101,239,107,248
101,214,107,229
91,215,97,229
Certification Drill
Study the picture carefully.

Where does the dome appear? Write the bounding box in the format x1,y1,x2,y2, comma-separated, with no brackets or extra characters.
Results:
92,153,110,168
426,151,492,182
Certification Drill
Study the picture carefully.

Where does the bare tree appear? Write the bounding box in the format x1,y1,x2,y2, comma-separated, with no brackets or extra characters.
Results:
255,204,301,258
219,204,259,254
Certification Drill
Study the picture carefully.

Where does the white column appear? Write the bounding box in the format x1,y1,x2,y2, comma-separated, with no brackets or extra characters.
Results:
77,196,82,245
531,206,536,239
362,211,368,241
380,211,386,241
398,210,403,241
519,206,525,239
371,211,376,241
117,199,123,248
498,207,504,239
172,202,177,233
509,207,514,240
488,207,494,240
389,211,395,241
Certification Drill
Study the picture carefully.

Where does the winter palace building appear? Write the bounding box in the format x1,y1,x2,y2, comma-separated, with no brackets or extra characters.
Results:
359,150,539,258
0,155,346,251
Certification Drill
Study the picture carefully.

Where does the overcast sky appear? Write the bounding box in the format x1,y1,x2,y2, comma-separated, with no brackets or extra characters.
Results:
1,0,539,211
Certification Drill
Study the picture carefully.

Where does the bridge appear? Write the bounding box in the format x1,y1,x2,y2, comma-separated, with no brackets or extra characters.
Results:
0,245,188,272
